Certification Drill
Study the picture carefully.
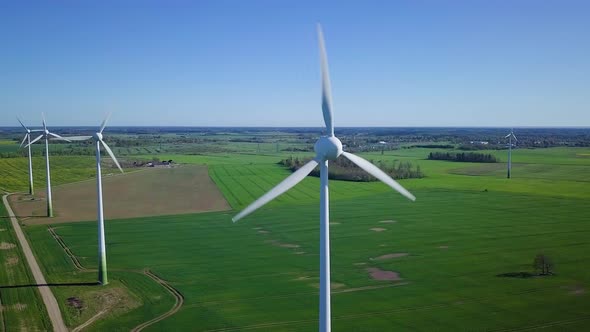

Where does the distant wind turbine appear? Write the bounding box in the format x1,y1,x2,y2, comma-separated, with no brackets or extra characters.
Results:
232,25,416,332
67,114,123,285
505,129,517,178
26,114,70,217
17,117,42,195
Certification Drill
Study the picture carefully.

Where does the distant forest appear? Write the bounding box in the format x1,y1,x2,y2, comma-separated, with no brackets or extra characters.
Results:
427,152,499,163
279,156,424,182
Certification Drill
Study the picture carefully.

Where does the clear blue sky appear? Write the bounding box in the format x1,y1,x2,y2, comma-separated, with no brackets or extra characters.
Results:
1,1,589,127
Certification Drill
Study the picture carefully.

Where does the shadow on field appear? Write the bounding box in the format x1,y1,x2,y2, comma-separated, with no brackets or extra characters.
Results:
496,272,537,278
0,282,99,289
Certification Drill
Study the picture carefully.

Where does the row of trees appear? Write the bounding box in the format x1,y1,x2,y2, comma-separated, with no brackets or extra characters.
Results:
278,156,424,182
427,152,499,163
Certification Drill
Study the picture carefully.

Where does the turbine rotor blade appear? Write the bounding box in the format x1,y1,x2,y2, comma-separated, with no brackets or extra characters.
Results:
66,136,93,141
512,134,518,141
48,132,71,142
341,152,416,201
42,113,47,131
100,139,123,173
99,113,112,133
20,134,28,148
233,159,319,222
318,24,334,136
505,133,511,138
25,134,43,148
17,117,28,131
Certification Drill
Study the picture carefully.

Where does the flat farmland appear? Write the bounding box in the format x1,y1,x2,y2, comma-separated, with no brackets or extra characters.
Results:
20,147,590,331
10,165,230,224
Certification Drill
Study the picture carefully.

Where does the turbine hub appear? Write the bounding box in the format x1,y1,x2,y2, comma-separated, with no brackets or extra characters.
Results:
314,136,343,161
93,132,103,141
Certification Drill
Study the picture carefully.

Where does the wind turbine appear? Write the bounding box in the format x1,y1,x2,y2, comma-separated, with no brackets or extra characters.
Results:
505,129,517,179
232,25,416,332
17,117,42,195
66,114,123,285
26,114,70,217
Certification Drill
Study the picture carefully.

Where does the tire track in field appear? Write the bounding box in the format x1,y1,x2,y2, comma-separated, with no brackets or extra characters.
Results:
131,269,184,332
489,315,590,331
47,226,92,271
71,309,108,332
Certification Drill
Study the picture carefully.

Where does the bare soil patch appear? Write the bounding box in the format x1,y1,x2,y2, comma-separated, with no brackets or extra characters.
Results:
370,228,387,232
294,251,305,255
0,242,16,250
372,253,408,261
0,228,6,232
67,297,84,310
266,239,300,248
258,230,269,234
367,268,401,281
379,220,396,224
329,222,340,225
5,256,18,266
10,303,27,311
353,262,367,266
311,282,346,290
438,245,449,249
11,165,231,225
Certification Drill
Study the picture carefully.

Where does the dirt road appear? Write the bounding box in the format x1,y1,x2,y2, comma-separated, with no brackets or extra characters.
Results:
2,194,67,332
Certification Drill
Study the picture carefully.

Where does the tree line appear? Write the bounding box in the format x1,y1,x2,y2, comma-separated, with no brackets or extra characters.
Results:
427,152,499,163
278,156,424,182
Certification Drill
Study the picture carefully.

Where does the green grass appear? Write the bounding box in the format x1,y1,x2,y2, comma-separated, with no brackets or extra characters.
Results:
17,146,590,330
26,188,590,331
0,201,51,331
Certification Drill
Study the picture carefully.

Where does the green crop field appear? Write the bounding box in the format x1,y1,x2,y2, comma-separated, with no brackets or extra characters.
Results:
0,201,51,331
13,145,590,331
0,155,137,194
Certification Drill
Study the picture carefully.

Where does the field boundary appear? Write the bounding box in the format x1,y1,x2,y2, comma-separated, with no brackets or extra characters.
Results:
131,269,184,332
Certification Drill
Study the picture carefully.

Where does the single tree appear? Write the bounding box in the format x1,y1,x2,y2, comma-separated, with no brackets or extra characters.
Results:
533,253,554,275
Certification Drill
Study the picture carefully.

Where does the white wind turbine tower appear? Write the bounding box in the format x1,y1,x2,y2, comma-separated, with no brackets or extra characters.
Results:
67,114,123,285
505,128,517,179
26,114,70,217
17,117,42,195
232,25,416,332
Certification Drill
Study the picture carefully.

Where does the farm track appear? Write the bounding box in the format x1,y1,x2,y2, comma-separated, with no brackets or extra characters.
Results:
71,310,107,332
2,194,67,332
131,269,184,332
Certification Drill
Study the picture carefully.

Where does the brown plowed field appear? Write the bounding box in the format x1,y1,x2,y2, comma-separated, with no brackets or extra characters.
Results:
10,165,230,225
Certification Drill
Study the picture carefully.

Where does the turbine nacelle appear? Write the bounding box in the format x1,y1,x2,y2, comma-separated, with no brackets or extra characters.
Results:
314,136,343,161
93,132,103,141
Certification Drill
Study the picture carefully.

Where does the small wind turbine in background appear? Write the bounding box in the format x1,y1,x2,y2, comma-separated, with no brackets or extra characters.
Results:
67,114,123,285
232,25,416,332
17,117,42,195
26,114,70,217
505,129,517,178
